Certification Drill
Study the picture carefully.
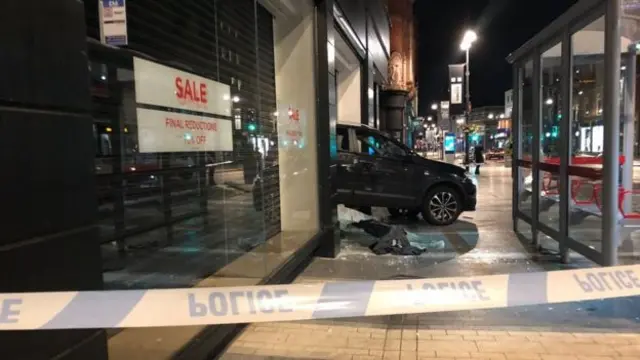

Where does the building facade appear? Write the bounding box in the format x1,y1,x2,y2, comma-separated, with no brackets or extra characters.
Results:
380,0,418,144
334,0,391,130
0,0,389,358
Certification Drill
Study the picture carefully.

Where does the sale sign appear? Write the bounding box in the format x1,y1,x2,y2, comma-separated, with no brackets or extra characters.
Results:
136,108,233,153
277,104,306,146
133,57,231,117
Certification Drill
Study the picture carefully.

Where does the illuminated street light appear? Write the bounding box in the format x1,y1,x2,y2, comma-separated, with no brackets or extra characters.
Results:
459,30,478,51
431,103,438,110
459,29,477,170
427,116,433,121
488,113,494,119
545,98,553,105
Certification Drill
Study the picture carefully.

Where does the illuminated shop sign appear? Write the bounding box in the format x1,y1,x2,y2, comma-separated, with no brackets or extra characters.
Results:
277,105,306,148
133,57,233,152
136,108,233,152
134,57,231,116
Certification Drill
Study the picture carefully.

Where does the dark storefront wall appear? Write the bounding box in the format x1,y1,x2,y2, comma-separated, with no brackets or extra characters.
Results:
0,0,329,359
0,1,107,358
334,0,390,128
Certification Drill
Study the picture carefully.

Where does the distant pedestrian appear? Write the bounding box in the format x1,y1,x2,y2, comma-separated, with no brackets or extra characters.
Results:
474,145,485,175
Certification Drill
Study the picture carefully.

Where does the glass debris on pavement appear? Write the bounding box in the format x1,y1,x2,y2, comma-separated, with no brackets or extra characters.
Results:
337,205,445,256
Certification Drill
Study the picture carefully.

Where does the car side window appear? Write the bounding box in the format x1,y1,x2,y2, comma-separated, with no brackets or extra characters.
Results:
336,126,350,152
355,129,407,159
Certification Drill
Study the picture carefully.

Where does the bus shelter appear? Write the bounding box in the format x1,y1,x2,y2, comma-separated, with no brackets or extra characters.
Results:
507,0,640,266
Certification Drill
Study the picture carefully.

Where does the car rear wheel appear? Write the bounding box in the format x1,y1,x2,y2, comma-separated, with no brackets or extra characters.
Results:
388,208,420,218
422,186,461,226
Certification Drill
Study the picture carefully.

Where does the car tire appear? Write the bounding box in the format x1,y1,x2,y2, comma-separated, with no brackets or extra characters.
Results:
422,185,462,226
388,208,420,219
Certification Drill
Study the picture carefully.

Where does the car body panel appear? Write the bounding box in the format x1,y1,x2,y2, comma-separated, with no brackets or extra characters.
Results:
349,153,418,208
252,123,477,224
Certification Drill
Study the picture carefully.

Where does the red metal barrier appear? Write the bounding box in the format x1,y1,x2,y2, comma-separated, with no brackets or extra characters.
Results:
520,154,638,219
617,189,640,220
521,155,626,166
588,184,640,220
570,179,597,205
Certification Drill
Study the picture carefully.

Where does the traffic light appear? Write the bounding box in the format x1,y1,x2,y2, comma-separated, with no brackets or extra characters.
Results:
247,122,257,132
551,125,558,138
470,133,479,142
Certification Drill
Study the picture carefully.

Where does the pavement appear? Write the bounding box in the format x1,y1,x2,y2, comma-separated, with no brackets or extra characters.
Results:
220,164,640,360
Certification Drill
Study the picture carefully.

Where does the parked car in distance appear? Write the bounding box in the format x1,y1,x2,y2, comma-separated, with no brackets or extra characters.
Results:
333,124,476,225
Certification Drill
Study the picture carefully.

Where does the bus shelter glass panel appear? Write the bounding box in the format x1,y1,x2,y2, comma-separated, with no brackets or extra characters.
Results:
538,41,563,232
567,16,605,252
619,1,640,258
517,60,534,218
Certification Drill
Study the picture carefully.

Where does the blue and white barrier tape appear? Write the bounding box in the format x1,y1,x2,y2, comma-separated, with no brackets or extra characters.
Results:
2,265,640,330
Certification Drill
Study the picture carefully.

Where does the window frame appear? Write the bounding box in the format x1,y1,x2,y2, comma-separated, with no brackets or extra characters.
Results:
353,127,409,160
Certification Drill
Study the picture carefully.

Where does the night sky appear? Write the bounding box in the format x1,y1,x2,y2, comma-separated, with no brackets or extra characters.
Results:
415,0,578,114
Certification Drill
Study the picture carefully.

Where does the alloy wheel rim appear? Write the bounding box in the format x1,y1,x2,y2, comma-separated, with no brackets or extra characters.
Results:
429,192,457,222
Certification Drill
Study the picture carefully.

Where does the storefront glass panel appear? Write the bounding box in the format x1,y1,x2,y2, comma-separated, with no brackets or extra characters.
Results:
84,0,320,356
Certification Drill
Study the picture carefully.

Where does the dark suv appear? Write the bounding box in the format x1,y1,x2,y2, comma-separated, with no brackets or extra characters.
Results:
334,124,476,225
253,124,477,226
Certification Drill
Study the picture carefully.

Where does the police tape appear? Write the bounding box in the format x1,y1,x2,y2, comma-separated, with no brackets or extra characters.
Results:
2,264,640,330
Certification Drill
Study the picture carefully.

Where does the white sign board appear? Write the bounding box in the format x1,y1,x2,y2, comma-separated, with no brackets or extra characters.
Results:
440,101,450,126
133,57,231,117
504,89,513,118
136,108,233,153
99,0,128,46
451,83,463,104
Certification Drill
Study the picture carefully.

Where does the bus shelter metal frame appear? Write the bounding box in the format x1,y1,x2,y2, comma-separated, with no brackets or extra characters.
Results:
507,0,624,266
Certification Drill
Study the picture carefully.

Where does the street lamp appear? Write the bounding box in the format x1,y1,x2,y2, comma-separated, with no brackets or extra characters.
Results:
460,30,477,170
431,103,438,111
427,116,433,121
